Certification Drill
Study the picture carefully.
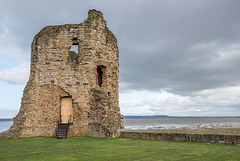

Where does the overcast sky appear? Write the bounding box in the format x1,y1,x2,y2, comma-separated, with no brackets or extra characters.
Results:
0,0,240,117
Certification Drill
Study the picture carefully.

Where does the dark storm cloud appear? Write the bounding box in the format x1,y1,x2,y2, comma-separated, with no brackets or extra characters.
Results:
1,0,240,95
116,0,240,94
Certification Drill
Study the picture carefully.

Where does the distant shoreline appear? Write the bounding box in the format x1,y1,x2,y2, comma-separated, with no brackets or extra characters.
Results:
1,116,240,120
0,119,13,121
124,115,240,119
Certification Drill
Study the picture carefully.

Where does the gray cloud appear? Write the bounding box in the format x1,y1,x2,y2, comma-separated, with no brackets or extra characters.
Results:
120,88,240,116
116,0,240,95
1,0,240,116
0,62,29,84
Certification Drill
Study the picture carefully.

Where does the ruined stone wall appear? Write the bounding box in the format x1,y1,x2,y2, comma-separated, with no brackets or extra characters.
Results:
88,88,122,138
120,131,240,145
0,9,122,139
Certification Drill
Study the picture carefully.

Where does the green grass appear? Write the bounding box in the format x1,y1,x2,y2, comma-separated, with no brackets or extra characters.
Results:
0,136,239,161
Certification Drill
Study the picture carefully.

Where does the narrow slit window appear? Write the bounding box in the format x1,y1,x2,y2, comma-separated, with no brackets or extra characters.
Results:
70,44,79,54
96,66,103,87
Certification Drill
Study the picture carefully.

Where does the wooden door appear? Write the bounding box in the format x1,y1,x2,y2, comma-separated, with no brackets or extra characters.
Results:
61,97,73,123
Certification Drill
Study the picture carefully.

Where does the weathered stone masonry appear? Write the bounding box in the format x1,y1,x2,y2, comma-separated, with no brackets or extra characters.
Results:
0,9,123,139
120,131,240,145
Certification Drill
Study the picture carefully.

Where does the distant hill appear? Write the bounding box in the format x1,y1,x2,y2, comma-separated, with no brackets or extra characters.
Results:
124,115,170,119
0,118,13,121
124,115,240,119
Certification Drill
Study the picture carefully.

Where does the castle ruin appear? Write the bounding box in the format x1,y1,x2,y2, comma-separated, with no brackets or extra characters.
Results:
0,9,123,139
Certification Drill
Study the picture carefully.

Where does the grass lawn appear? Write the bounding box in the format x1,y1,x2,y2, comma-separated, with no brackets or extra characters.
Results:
0,136,239,161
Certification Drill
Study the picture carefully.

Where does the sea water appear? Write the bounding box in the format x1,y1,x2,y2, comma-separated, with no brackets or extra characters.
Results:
123,117,240,130
0,119,13,132
1,117,240,132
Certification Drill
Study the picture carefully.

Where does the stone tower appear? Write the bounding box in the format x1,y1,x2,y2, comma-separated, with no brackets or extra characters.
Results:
1,9,122,139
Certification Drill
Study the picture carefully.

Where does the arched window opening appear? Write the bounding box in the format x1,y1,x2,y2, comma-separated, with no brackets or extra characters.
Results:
96,66,103,87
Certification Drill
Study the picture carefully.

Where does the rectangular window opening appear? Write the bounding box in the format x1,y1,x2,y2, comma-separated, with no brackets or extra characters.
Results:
97,66,103,87
70,44,79,54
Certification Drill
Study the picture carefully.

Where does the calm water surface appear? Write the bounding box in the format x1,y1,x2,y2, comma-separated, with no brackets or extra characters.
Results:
0,119,13,132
